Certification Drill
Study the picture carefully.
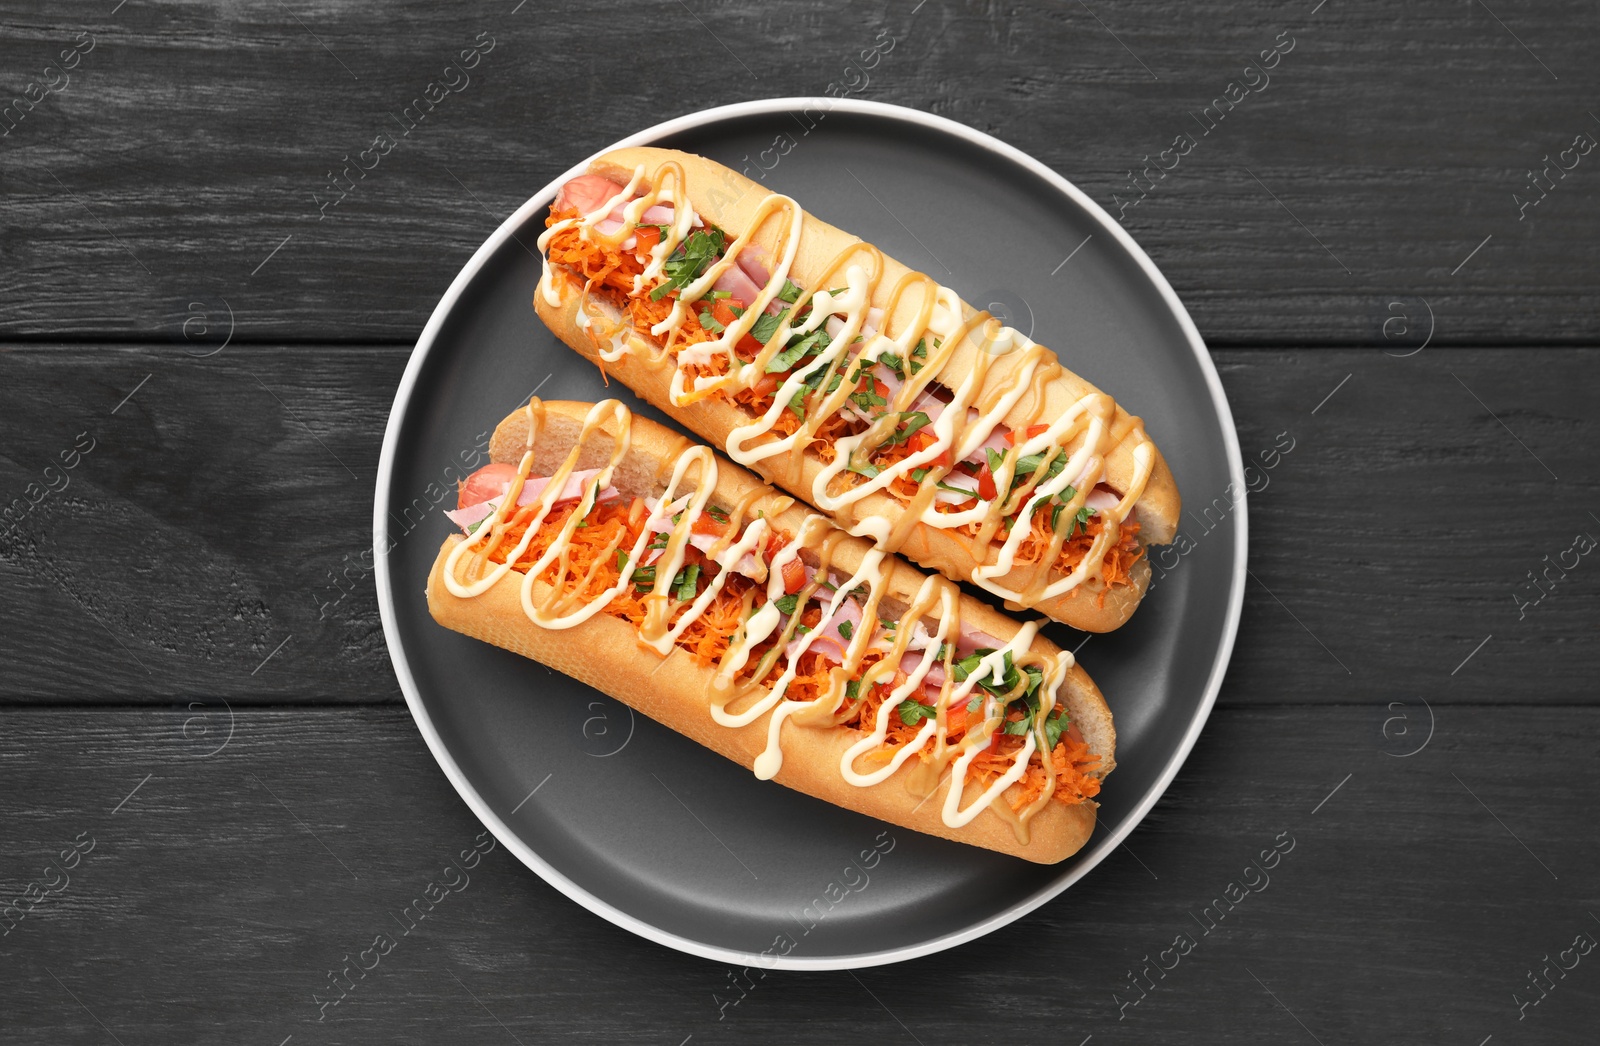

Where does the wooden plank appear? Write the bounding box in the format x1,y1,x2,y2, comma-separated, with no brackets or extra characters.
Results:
0,705,1593,1042
1,1,1598,344
0,345,393,701
0,344,1594,703
1213,346,1600,706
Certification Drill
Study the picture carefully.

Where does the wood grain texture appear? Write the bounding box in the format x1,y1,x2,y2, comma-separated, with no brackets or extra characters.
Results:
0,0,1598,344
2,343,1594,703
0,705,1593,1044
3,3,1596,1039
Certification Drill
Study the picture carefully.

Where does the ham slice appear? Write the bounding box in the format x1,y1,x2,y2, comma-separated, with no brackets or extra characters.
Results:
712,261,766,310
737,245,771,287
555,174,628,216
897,623,1004,703
556,173,697,234
761,562,1013,702
641,495,764,578
594,204,677,237
783,582,864,664
444,468,617,531
822,308,886,346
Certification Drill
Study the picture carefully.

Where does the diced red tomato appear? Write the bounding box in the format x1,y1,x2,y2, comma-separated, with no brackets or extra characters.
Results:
781,557,806,594
712,297,743,329
944,702,968,736
1004,423,1050,446
719,297,766,359
458,463,520,509
633,225,662,254
752,372,783,398
871,377,890,401
907,429,950,470
977,465,998,501
691,512,729,538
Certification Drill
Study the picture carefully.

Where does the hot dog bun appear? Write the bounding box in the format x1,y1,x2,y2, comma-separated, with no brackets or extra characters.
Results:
426,401,1114,863
533,146,1179,632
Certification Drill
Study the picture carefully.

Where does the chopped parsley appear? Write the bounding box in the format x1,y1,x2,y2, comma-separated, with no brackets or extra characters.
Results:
649,227,728,301
837,620,854,641
896,699,938,726
777,279,803,303
846,461,882,480
1004,706,1071,746
1012,449,1067,491
766,328,831,373
696,305,725,333
673,563,700,602
773,593,799,615
1050,498,1096,534
795,360,845,403
910,338,929,374
951,651,986,684
748,307,788,346
952,649,1046,704
615,549,656,588
848,381,887,413
1043,707,1071,749
883,411,932,446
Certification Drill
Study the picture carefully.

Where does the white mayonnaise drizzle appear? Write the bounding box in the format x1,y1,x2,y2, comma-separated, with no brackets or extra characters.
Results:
442,398,1095,839
537,158,1158,614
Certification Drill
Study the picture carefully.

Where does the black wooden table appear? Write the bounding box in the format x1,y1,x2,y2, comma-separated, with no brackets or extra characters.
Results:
3,2,1596,1043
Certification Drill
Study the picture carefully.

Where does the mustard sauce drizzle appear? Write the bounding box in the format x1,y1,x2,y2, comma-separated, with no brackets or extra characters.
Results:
536,162,1156,609
444,398,1084,840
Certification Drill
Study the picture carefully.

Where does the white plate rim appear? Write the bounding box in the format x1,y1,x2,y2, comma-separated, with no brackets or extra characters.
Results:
373,96,1247,971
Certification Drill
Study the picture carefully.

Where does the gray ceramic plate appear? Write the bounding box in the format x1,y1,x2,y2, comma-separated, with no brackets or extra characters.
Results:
375,98,1245,969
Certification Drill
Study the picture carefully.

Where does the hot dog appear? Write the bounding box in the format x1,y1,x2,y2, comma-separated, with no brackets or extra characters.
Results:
425,399,1115,863
531,147,1181,632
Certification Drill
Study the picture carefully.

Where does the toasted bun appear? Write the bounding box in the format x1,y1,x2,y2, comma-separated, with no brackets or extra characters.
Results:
427,401,1114,863
533,146,1179,632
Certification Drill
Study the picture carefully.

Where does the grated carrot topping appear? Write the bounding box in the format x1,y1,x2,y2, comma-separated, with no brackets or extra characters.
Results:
477,489,1098,804
545,203,1143,599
